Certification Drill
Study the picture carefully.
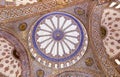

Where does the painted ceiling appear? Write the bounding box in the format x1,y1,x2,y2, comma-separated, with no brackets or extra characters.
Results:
0,0,120,77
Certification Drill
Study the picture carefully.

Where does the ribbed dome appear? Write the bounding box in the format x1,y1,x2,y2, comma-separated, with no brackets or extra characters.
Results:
28,12,88,69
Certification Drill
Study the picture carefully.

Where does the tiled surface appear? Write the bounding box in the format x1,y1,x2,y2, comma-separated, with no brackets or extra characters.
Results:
0,37,22,77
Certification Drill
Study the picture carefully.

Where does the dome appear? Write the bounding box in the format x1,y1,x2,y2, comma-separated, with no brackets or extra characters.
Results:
28,12,88,69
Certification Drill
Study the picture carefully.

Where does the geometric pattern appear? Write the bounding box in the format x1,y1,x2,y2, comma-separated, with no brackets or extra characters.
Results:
101,2,120,58
28,12,88,69
0,37,21,77
0,29,30,77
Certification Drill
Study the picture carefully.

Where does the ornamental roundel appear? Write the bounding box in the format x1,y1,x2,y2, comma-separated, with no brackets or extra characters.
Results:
28,12,88,69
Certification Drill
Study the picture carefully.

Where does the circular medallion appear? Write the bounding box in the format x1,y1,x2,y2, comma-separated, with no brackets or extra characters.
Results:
19,22,27,31
28,12,88,68
74,7,85,15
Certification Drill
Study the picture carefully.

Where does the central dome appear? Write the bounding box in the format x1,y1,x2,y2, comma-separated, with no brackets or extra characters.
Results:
28,12,88,68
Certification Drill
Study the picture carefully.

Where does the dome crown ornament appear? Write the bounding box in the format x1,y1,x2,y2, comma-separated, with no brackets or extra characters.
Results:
28,12,88,69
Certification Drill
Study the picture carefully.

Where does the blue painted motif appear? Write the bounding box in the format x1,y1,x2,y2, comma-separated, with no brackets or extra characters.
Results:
52,29,64,41
32,12,84,62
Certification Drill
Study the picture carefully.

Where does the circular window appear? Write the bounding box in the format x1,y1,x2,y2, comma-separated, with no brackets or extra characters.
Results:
28,12,88,68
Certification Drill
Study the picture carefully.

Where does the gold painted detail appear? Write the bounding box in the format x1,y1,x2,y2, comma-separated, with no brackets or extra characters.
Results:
36,70,44,77
77,9,84,15
74,7,85,15
85,57,94,66
38,0,42,2
100,26,107,39
56,0,69,5
19,22,27,31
